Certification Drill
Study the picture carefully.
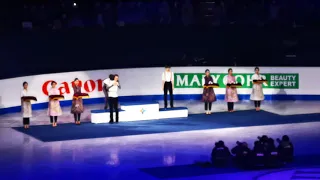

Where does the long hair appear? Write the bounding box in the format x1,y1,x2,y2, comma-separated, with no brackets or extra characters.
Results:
109,74,115,80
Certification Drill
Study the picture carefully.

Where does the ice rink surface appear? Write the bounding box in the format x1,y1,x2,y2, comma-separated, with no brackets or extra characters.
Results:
1,100,320,180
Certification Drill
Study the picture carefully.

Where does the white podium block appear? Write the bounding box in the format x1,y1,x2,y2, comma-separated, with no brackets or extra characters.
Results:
158,107,188,119
91,109,126,124
90,102,189,123
120,101,160,121
91,101,161,123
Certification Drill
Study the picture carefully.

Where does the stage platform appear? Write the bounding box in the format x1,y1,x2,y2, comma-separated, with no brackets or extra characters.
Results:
2,100,320,128
91,101,188,123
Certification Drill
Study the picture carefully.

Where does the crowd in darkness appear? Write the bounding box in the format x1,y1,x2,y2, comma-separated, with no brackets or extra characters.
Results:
18,0,320,30
210,135,294,168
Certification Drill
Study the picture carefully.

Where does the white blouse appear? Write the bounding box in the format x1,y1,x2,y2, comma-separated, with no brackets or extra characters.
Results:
252,74,263,80
162,71,174,82
21,89,29,97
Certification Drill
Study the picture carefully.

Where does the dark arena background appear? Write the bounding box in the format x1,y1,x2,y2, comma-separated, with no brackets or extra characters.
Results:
1,0,320,179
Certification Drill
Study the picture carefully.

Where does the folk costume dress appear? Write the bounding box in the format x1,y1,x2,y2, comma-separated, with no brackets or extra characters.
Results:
71,85,84,114
71,85,84,123
250,74,265,108
225,75,239,111
48,88,62,117
21,89,32,125
202,76,216,112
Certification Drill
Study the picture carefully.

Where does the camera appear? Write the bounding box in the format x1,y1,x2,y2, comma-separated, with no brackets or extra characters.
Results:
257,135,268,142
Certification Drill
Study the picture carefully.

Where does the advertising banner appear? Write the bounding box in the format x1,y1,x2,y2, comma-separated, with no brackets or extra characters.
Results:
175,73,299,89
0,67,317,112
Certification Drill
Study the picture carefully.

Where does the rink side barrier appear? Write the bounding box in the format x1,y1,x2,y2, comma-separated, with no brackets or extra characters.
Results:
0,66,317,115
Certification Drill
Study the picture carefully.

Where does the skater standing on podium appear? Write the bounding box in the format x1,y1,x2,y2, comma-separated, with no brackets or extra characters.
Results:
162,66,174,109
106,74,120,123
103,74,114,110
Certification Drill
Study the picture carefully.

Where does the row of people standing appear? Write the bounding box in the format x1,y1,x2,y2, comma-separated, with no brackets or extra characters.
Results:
48,79,85,127
161,66,265,114
21,78,84,128
21,74,121,129
202,67,265,114
21,67,264,128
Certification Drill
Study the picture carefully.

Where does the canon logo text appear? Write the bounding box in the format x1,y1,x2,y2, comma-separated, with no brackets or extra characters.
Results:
42,79,103,96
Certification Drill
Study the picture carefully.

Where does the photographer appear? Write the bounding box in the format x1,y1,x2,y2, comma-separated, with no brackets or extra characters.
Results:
265,138,279,166
257,135,269,145
277,135,294,163
252,140,266,167
265,138,276,153
253,140,266,154
211,141,231,166
231,141,251,168
254,135,269,153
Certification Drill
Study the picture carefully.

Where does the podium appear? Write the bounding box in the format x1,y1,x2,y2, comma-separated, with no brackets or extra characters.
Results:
91,101,188,123
158,107,188,119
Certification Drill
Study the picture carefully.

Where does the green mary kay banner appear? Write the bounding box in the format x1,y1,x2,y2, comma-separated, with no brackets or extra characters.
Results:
174,73,299,89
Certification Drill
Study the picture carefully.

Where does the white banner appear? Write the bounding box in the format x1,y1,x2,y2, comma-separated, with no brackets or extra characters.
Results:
0,67,317,109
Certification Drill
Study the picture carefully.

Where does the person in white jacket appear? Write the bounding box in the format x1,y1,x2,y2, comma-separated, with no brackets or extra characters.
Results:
106,74,121,123
103,74,114,109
